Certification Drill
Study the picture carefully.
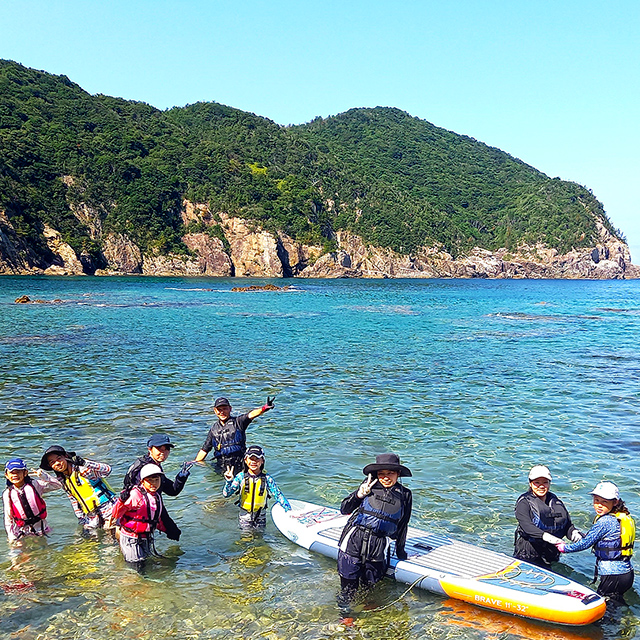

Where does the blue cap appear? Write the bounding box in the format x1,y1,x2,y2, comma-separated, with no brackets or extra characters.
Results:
5,458,28,471
146,434,175,449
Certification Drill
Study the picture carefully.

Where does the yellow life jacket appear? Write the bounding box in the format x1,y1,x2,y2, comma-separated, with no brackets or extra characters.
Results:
240,473,267,513
63,471,115,515
594,512,635,560
617,512,635,557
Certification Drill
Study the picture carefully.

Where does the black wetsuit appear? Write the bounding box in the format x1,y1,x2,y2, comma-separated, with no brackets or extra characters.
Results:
337,483,412,597
121,454,188,541
200,413,253,474
514,490,576,567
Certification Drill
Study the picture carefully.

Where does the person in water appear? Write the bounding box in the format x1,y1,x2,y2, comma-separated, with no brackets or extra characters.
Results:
337,453,413,606
121,434,191,541
3,458,61,543
195,395,275,475
222,445,291,529
556,481,635,604
514,465,582,567
112,464,168,567
40,445,116,530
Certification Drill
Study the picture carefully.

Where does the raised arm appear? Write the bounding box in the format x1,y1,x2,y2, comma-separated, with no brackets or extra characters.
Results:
247,396,275,420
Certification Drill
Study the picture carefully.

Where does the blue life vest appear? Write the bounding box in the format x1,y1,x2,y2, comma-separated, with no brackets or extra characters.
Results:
353,487,404,536
212,418,245,459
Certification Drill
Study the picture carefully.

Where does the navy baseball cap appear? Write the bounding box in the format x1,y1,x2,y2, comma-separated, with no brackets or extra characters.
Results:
245,445,265,459
5,458,28,471
146,434,175,449
214,397,231,408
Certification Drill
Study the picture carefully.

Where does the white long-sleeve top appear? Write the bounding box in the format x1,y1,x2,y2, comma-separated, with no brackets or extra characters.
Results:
3,470,62,543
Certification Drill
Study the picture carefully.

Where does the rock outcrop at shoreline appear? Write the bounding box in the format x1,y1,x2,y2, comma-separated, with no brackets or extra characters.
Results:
1,201,638,280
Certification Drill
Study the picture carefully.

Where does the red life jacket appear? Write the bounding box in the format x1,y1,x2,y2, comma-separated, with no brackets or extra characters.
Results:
119,486,162,536
8,477,47,528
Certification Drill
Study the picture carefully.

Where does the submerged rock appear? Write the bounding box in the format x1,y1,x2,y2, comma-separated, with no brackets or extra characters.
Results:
231,284,290,292
14,295,64,304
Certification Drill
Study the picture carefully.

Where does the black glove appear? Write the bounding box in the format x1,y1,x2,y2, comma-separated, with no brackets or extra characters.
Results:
261,396,276,411
176,461,193,481
120,487,131,501
72,456,86,467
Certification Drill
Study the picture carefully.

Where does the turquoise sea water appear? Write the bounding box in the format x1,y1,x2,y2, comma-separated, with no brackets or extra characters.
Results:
1,276,639,640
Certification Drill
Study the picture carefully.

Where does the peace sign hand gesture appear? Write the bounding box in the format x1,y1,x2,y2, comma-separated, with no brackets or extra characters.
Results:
223,465,235,482
357,474,377,499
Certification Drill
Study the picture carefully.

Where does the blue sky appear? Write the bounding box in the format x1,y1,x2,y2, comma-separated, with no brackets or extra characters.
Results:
2,0,638,260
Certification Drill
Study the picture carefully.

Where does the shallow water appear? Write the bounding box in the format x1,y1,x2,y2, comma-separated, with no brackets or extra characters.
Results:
1,276,639,639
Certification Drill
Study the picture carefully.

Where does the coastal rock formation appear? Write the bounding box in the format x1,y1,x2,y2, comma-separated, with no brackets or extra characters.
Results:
141,253,201,277
181,233,233,276
218,213,283,277
42,225,86,276
297,226,639,280
1,201,638,279
276,232,323,276
96,233,143,275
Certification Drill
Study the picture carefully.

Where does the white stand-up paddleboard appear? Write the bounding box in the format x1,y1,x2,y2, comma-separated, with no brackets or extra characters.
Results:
272,500,606,626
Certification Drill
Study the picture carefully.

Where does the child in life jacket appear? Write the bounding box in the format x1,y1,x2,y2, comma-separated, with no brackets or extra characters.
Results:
40,445,116,530
112,464,167,566
556,481,635,604
222,445,291,529
3,458,61,543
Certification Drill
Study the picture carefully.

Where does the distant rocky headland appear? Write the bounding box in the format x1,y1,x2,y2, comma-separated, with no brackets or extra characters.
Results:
1,59,637,280
2,201,636,279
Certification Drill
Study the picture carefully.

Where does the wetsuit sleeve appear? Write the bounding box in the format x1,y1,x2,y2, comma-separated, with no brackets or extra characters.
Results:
78,459,112,479
515,496,544,539
235,413,253,432
265,474,291,511
394,488,412,560
565,521,577,540
563,518,612,553
200,427,216,454
340,490,364,515
223,472,244,498
160,472,187,497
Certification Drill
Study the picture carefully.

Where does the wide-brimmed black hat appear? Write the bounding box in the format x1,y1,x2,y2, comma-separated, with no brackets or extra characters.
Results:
40,445,74,471
363,453,412,478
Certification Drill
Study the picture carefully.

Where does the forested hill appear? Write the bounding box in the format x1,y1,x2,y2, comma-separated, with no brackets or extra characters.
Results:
0,59,621,270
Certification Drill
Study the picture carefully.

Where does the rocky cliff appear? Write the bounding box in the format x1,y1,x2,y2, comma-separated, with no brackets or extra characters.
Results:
1,201,638,279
